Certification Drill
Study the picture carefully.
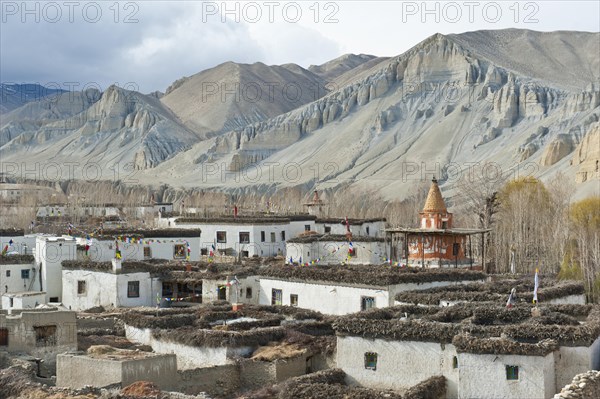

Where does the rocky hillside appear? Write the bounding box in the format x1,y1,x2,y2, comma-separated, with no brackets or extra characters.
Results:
160,61,333,137
0,85,200,170
146,29,599,200
1,29,598,201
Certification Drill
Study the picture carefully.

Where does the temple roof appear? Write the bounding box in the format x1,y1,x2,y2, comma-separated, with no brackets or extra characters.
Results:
422,178,447,213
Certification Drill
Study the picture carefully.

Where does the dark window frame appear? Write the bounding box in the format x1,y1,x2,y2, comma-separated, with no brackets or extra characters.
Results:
127,281,140,298
239,231,250,244
290,294,298,307
272,288,282,305
364,352,377,370
506,365,519,381
77,280,86,295
216,231,227,243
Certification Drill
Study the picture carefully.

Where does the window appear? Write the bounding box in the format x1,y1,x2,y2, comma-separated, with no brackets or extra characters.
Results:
272,289,282,305
270,232,276,243
442,221,448,229
506,365,519,380
143,246,152,258
304,225,311,231
77,281,86,295
324,226,331,233
127,281,140,298
0,328,8,346
261,231,266,242
241,250,249,258
9,298,13,308
201,248,208,255
290,294,298,307
281,231,286,241
218,286,227,300
34,325,57,346
5,270,10,277
361,296,375,311
364,352,377,370
21,269,30,279
366,226,370,235
453,356,458,369
246,287,252,298
217,231,227,243
174,244,186,259
239,232,250,244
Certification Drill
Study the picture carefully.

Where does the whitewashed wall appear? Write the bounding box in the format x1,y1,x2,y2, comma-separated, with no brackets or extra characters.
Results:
547,294,586,305
0,263,38,295
555,337,600,391
35,236,77,302
62,269,160,310
124,325,249,370
458,352,555,399
285,241,386,265
258,278,390,315
1,292,45,309
314,221,386,237
337,336,459,397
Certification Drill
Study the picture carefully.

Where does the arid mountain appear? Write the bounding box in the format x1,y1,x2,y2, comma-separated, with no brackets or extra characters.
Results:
160,61,331,137
0,85,200,170
308,54,378,82
146,29,599,200
1,29,598,201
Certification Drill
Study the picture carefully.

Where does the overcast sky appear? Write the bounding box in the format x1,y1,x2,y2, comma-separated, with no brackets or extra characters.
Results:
1,1,599,92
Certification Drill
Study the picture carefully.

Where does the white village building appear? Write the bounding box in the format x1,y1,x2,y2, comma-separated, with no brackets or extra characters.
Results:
256,266,486,315
333,303,600,399
285,234,386,265
157,215,317,258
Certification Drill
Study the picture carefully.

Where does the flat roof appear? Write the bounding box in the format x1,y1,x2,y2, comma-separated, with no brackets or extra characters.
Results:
333,303,600,352
0,254,34,265
385,227,491,235
287,234,385,244
315,217,386,224
258,265,486,286
2,291,46,297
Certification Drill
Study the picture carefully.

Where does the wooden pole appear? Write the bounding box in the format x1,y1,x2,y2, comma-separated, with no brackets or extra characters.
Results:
469,234,473,270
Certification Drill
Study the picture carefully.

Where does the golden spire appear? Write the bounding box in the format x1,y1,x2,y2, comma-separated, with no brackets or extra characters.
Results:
422,178,447,213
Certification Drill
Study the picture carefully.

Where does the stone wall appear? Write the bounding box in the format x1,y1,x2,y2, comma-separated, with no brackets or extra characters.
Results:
177,364,240,398
554,370,600,399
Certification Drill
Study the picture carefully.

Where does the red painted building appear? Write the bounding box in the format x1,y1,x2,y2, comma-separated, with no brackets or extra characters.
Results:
386,178,488,268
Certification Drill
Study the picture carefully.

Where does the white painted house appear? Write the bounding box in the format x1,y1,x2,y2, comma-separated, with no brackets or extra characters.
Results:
257,266,486,315
286,234,386,265
61,259,259,311
0,230,36,255
333,304,600,399
1,291,46,310
34,235,77,302
0,255,37,297
62,259,161,310
74,229,202,262
156,215,317,258
314,218,386,238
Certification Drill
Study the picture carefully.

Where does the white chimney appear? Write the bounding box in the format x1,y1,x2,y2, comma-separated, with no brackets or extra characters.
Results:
112,258,122,272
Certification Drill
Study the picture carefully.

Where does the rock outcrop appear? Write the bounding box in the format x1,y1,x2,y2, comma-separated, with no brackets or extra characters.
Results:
573,123,600,183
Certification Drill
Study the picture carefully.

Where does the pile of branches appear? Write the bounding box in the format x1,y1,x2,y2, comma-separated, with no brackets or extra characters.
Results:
471,306,532,325
0,254,34,265
404,375,446,399
333,318,460,343
0,228,24,236
100,228,203,237
453,333,558,356
120,312,197,330
273,368,403,399
395,279,584,305
152,326,287,348
259,265,485,286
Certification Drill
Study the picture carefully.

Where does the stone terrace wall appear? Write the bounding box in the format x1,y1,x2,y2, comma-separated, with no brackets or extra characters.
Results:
554,370,600,399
